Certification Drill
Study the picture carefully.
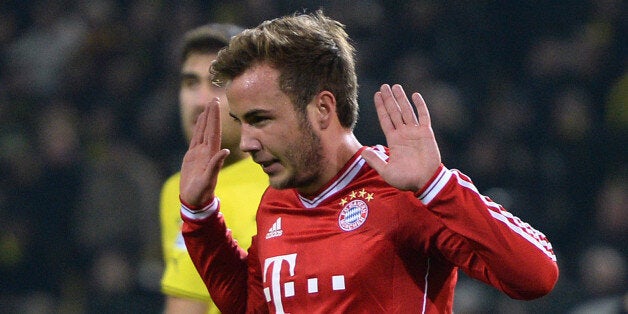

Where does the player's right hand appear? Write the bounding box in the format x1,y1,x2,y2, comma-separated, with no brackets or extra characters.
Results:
180,98,230,207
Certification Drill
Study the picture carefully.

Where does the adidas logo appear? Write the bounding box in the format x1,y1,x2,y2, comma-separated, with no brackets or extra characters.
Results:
265,217,283,239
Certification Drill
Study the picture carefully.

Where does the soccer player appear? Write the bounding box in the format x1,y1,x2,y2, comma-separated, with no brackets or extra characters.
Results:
179,11,559,313
159,24,267,314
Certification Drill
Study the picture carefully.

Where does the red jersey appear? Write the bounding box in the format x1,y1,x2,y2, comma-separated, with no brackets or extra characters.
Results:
182,146,558,313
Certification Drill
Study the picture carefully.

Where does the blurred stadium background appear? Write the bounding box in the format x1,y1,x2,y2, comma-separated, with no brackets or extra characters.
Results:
0,1,625,313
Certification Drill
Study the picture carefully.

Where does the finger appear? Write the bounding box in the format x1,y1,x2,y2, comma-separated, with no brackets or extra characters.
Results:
206,148,230,180
373,91,395,133
190,107,208,147
195,148,230,205
379,84,404,128
204,99,222,153
392,84,419,125
361,148,387,174
411,93,431,127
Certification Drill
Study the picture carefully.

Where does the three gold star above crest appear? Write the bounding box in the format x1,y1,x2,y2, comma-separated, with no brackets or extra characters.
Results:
339,188,375,206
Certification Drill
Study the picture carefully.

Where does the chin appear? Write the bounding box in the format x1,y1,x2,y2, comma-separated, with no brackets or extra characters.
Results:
269,179,290,190
268,174,295,190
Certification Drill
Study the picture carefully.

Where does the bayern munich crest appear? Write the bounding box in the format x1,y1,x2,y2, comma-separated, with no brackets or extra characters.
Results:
338,199,369,231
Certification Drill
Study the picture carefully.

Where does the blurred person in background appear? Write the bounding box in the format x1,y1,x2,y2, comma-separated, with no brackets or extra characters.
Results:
160,23,268,314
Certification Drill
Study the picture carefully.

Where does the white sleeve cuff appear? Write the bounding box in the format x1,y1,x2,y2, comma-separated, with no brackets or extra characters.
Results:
180,197,219,220
417,167,452,205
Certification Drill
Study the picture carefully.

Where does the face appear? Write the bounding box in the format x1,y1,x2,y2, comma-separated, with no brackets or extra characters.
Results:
179,53,241,150
227,64,324,191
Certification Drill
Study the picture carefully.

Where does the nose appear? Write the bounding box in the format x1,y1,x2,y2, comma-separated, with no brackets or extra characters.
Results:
239,123,261,153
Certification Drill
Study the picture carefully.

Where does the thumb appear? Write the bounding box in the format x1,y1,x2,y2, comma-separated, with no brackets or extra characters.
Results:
203,148,230,197
361,148,387,174
206,148,230,178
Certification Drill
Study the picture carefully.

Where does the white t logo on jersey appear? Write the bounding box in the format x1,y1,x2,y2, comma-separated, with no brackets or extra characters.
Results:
263,253,297,314
262,253,347,313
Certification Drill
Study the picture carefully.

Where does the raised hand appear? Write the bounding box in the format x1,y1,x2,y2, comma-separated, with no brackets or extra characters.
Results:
361,84,441,191
180,98,230,207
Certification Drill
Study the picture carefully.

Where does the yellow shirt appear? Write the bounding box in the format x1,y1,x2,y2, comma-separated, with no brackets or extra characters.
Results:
160,157,267,313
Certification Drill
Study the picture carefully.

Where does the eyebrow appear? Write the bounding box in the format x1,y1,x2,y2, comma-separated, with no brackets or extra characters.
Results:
230,109,272,121
180,73,200,80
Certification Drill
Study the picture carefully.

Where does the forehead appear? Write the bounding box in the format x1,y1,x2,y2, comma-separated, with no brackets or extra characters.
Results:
181,53,218,72
226,64,292,114
230,63,279,91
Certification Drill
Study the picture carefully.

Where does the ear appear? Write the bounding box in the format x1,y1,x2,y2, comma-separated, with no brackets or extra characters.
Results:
310,90,336,129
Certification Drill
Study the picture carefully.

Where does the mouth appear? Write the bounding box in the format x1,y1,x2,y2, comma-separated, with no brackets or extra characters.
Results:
255,158,281,174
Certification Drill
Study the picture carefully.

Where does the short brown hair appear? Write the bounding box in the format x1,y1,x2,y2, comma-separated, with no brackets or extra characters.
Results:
211,10,359,129
179,23,244,64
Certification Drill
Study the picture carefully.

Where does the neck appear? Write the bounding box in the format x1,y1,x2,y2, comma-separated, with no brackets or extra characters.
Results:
297,132,362,196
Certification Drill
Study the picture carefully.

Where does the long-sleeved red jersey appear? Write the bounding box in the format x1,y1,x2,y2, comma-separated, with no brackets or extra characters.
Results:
182,145,558,313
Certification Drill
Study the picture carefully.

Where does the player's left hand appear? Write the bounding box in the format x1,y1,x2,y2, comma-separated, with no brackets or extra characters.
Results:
361,84,441,191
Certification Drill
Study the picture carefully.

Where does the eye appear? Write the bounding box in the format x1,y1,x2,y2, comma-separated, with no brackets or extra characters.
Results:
241,110,273,127
247,115,270,126
181,75,199,88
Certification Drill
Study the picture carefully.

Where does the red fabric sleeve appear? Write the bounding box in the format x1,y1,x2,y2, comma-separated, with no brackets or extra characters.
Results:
421,167,558,300
182,211,249,313
245,236,270,313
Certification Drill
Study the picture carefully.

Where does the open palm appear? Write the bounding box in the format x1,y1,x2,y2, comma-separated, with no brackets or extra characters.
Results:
180,99,230,207
361,84,441,191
